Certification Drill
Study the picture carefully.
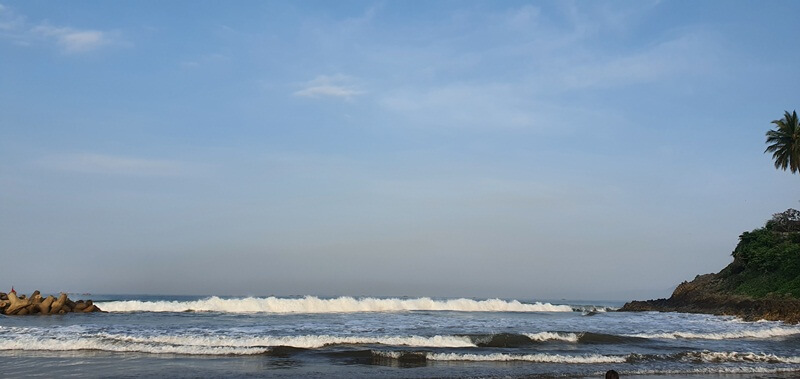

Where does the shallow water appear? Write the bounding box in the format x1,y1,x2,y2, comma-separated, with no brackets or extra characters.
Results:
1,295,799,378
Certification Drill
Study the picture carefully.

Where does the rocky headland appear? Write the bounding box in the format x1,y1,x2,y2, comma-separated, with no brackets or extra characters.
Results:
620,273,800,323
0,290,102,315
621,209,800,323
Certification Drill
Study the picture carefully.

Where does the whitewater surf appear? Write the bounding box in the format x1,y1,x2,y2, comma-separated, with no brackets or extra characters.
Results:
2,294,800,378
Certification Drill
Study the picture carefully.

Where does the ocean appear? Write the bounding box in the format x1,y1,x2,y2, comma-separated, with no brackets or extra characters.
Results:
1,294,800,378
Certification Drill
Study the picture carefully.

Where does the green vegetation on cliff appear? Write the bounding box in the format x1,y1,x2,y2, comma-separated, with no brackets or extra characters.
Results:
620,209,800,322
719,209,800,298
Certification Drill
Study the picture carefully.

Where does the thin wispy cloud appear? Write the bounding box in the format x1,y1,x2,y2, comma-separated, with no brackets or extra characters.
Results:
33,24,110,53
381,83,538,130
293,74,364,100
556,32,717,90
39,153,189,177
0,4,114,53
340,3,721,133
555,0,662,40
504,5,541,30
0,3,16,29
0,3,25,37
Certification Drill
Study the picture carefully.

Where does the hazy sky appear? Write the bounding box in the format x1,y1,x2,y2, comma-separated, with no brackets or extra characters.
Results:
1,1,798,300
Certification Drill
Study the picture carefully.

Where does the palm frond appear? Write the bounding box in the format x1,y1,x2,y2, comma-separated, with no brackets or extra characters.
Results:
764,110,800,174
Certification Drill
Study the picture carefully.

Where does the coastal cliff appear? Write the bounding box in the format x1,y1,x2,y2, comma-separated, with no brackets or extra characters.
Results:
621,209,800,323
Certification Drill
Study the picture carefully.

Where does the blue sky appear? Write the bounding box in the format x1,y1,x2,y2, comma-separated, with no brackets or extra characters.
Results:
1,1,798,299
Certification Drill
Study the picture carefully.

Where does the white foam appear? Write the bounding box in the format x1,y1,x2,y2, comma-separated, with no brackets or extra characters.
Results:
629,367,800,375
574,305,614,313
628,326,800,340
102,334,476,349
0,337,268,355
523,332,580,342
0,333,476,355
96,296,574,314
418,351,800,365
424,352,625,364
688,351,800,364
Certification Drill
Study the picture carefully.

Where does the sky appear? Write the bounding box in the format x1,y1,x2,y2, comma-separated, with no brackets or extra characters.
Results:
1,1,798,300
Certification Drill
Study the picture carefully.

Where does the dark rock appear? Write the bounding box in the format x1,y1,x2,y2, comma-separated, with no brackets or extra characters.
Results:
620,272,800,323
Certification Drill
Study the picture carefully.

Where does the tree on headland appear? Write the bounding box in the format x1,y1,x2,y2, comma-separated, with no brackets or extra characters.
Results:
766,208,800,232
764,110,800,174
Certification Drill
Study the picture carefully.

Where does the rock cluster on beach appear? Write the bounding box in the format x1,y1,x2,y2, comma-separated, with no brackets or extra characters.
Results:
0,290,102,315
620,273,800,323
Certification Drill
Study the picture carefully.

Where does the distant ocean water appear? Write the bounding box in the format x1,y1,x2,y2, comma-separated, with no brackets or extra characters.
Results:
2,294,800,378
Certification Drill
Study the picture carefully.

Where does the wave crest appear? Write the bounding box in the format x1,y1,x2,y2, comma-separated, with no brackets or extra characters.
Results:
0,334,475,355
626,326,800,340
375,351,626,364
0,337,268,355
685,351,800,364
96,296,574,314
629,351,800,364
524,332,580,342
104,334,476,349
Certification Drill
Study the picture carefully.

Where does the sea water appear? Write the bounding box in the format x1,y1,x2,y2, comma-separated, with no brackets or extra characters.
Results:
1,295,800,378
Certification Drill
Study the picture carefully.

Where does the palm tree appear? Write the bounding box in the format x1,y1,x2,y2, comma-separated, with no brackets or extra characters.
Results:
765,110,800,174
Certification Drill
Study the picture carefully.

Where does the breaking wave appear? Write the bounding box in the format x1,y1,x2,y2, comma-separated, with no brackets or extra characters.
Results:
104,334,476,349
684,351,800,364
629,351,800,364
375,351,626,364
628,367,800,376
626,326,800,340
0,337,268,355
0,334,475,355
96,296,574,313
572,305,615,313
414,351,800,365
524,331,581,342
424,350,800,365
4,327,800,368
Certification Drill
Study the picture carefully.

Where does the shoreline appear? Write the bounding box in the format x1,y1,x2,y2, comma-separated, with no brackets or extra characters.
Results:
2,349,798,378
